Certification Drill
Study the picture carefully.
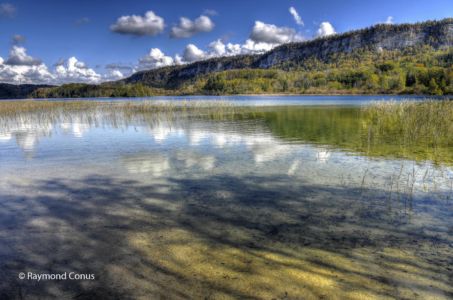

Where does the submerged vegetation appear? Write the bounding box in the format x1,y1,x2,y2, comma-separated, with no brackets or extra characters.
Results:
1,99,452,299
363,101,453,162
207,99,453,164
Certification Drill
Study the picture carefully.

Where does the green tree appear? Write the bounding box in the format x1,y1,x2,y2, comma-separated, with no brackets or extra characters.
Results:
428,78,442,95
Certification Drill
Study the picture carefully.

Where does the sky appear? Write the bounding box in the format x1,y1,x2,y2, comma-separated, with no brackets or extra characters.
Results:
0,0,451,85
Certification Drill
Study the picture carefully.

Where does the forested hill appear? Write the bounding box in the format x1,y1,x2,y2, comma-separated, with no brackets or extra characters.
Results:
0,83,54,99
120,18,453,88
2,18,453,98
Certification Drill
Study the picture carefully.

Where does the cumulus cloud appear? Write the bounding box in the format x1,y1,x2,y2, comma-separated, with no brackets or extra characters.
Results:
0,48,53,84
175,38,275,65
103,64,134,80
103,68,125,81
161,20,306,66
138,48,174,70
316,22,336,37
182,44,207,62
241,39,275,53
289,7,304,26
385,16,394,24
5,46,42,66
0,44,113,84
170,15,214,38
110,11,165,36
0,49,104,84
0,63,53,84
209,39,245,56
54,57,101,83
159,21,306,67
250,21,300,44
0,3,15,18
208,39,226,56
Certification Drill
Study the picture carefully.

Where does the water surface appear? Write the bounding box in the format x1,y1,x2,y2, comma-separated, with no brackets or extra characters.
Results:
0,96,452,299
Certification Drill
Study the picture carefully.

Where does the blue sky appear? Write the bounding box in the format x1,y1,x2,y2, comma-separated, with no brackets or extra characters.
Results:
0,0,451,84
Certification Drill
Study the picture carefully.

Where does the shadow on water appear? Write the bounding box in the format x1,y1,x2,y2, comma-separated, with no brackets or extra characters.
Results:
0,173,451,299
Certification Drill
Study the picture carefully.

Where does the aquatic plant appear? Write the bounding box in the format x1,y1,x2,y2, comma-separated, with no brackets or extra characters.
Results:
1,99,452,164
362,99,453,164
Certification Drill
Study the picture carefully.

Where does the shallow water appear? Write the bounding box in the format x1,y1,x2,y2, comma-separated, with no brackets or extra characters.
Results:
0,97,452,299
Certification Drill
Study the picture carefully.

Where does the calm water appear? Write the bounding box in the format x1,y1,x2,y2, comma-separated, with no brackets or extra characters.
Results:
0,96,452,299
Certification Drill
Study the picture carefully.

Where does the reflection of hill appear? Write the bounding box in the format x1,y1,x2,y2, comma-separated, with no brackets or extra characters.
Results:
224,107,452,165
1,102,451,165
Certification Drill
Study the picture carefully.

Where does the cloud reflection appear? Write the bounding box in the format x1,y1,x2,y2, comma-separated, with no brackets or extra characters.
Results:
122,153,171,176
60,121,90,138
0,121,53,154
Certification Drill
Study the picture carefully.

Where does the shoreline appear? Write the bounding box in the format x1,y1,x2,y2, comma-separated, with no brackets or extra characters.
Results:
0,93,451,101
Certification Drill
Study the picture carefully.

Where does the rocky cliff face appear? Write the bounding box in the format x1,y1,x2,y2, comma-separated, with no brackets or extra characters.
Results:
120,19,452,88
124,19,452,88
255,20,453,68
120,18,453,88
124,55,255,88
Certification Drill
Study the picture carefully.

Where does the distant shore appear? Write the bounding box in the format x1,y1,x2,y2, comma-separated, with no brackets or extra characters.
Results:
1,93,451,101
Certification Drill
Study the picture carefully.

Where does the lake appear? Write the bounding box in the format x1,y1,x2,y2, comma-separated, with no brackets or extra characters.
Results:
0,96,452,299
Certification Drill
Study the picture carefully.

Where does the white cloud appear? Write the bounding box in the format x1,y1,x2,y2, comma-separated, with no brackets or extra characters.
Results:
5,46,42,66
241,39,275,53
135,19,306,68
0,16,311,83
138,48,174,70
208,39,226,56
250,21,300,44
182,44,207,62
0,58,53,84
0,46,53,84
209,39,244,56
110,11,165,36
170,15,214,38
316,22,336,37
225,43,242,55
0,54,103,84
174,37,276,65
103,69,125,81
289,7,304,26
174,54,183,65
103,63,134,80
54,57,101,83
385,16,394,24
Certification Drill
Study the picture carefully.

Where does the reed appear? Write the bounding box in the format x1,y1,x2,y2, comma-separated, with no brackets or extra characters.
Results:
363,99,453,146
362,99,453,164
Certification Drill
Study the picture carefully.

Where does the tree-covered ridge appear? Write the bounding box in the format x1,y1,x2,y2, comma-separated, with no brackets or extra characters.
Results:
267,18,453,57
118,18,452,89
196,46,452,95
31,83,173,98
1,18,452,98
30,46,453,97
